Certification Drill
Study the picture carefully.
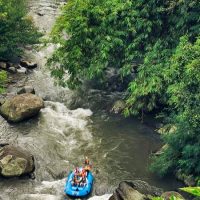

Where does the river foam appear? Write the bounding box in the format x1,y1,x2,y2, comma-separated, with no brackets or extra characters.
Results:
41,101,93,138
19,178,112,200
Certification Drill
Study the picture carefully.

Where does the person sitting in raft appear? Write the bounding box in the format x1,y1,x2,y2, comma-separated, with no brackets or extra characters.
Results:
71,175,79,186
80,175,87,187
74,167,80,176
84,156,92,174
81,168,87,179
77,168,86,187
84,156,90,165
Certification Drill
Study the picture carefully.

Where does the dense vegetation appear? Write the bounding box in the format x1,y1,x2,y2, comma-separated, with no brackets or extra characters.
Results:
0,0,41,93
50,0,200,180
151,37,200,178
0,0,40,60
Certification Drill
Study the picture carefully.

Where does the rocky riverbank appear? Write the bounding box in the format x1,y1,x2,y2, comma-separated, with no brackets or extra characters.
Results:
109,181,187,200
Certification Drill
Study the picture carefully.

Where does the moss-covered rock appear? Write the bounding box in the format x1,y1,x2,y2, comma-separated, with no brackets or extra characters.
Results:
111,100,126,114
0,145,35,177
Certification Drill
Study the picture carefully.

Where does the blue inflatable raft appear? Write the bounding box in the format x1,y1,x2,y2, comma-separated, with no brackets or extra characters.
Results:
64,167,93,197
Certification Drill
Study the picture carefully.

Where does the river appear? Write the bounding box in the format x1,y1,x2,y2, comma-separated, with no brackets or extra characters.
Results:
0,0,181,199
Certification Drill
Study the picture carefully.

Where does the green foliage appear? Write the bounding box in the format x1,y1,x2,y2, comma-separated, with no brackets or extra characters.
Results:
50,0,172,88
150,37,200,178
50,0,199,105
0,70,7,93
50,0,200,178
180,187,200,197
0,0,41,59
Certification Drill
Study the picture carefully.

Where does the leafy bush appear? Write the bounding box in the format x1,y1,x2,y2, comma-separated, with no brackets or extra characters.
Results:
0,0,41,59
180,187,200,197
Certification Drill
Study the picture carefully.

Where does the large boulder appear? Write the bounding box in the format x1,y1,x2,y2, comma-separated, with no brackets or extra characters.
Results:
127,180,163,197
0,93,44,122
110,181,146,200
0,145,35,177
109,181,163,200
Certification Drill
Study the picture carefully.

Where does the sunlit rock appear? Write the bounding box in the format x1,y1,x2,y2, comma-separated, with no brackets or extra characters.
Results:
0,93,44,122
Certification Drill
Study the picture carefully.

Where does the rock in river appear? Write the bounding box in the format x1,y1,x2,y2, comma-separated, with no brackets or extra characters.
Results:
111,100,126,114
110,181,146,200
20,59,37,69
0,62,8,70
0,145,35,177
0,93,44,122
17,86,35,95
109,181,163,200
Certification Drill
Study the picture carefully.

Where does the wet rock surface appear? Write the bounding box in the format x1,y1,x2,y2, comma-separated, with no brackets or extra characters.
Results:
109,181,163,200
111,100,126,114
20,60,37,69
17,85,35,95
0,145,35,177
0,93,44,122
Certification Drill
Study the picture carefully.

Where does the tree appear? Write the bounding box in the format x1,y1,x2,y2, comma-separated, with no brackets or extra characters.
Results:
0,0,41,59
50,0,200,179
150,37,200,178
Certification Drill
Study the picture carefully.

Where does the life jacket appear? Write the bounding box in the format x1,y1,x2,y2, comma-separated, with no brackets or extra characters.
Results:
81,170,86,178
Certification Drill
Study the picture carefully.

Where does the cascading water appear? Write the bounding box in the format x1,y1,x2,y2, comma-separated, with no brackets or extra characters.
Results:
0,0,182,199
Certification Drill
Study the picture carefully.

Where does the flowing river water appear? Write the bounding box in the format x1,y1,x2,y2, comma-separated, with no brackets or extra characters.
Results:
0,0,182,199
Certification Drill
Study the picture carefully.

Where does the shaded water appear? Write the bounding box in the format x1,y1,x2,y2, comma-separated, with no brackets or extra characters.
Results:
0,0,182,199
